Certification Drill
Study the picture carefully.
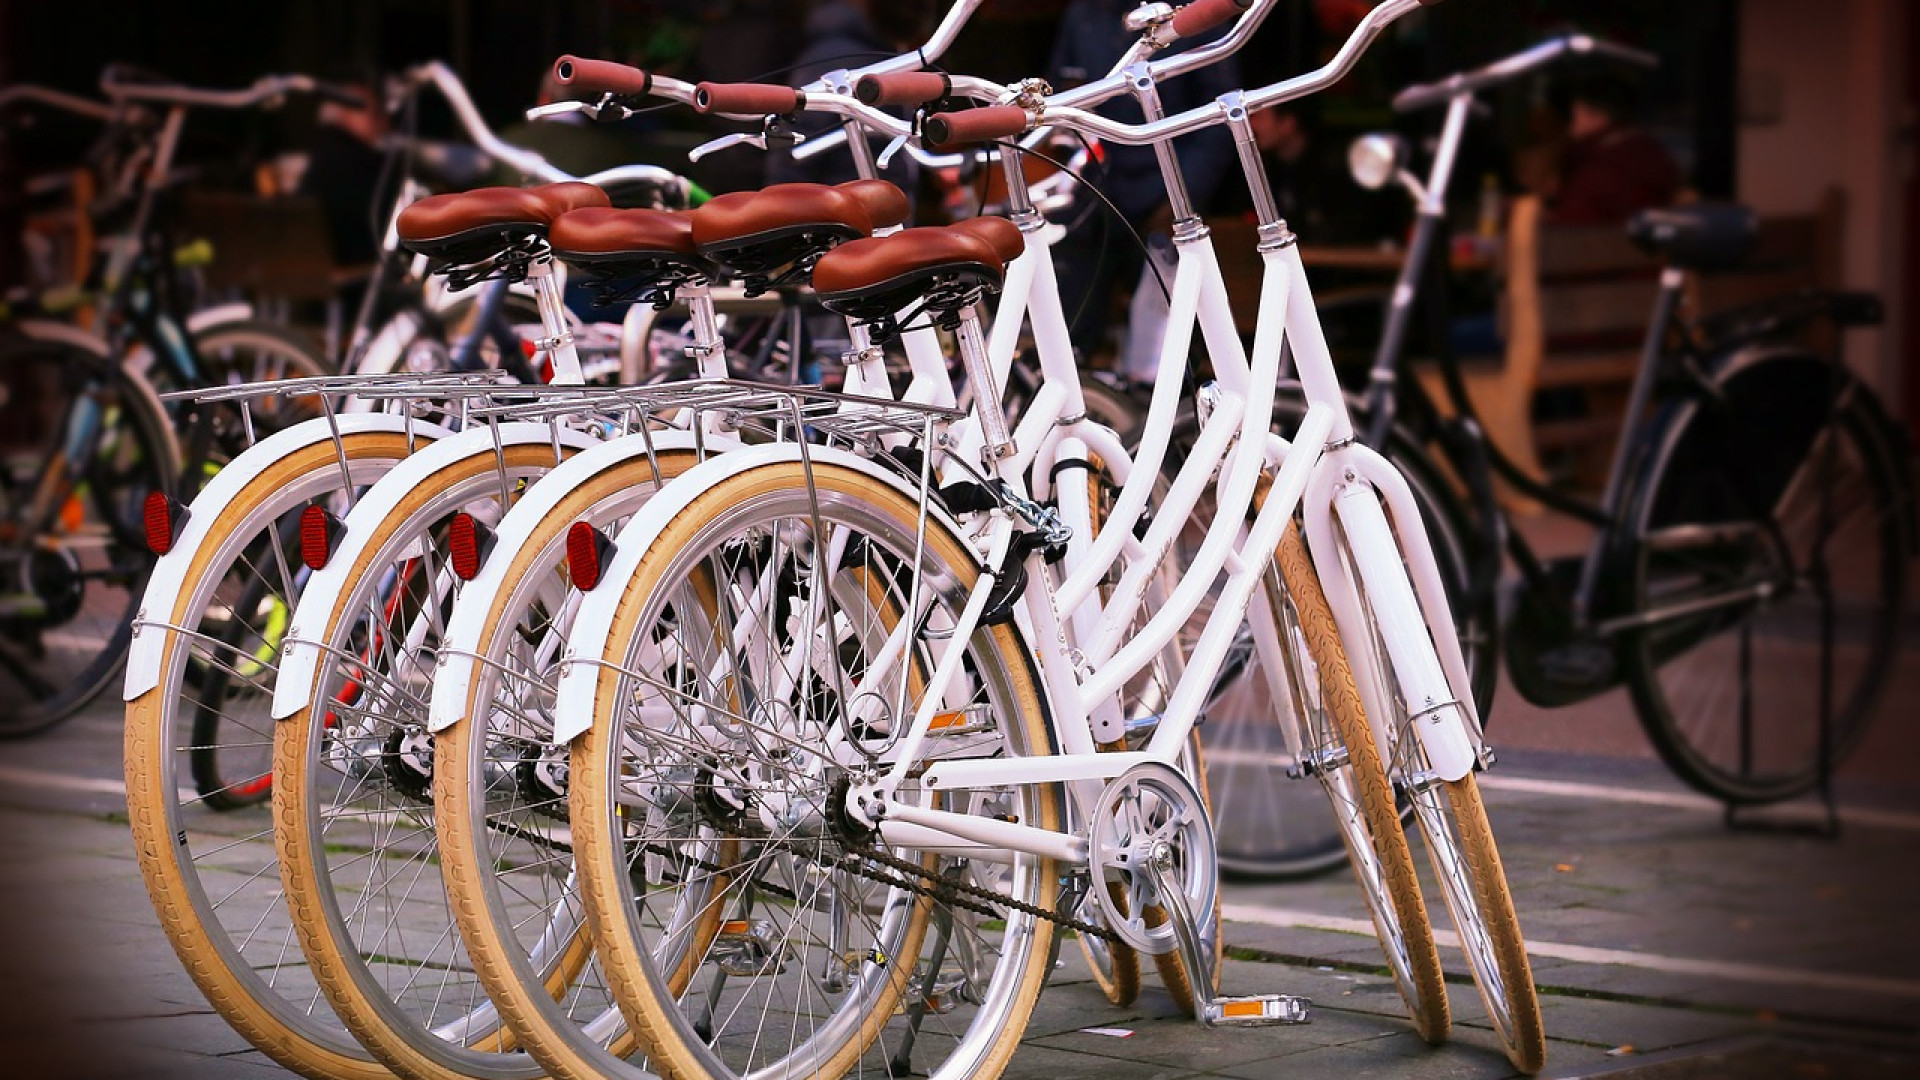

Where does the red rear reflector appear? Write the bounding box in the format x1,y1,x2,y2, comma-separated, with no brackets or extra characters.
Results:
448,512,491,581
566,521,612,591
143,492,189,555
300,505,343,570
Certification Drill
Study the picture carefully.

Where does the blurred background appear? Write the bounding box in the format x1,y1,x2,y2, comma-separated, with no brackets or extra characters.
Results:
0,0,1911,421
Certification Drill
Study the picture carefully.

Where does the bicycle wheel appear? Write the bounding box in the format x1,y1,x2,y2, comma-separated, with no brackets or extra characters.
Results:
274,439,586,1080
187,569,286,810
126,429,423,1080
1183,391,1493,879
1273,525,1447,1043
191,319,333,382
567,458,1060,1080
1623,354,1907,803
432,445,711,1079
1334,520,1542,1072
1,339,172,735
167,320,334,470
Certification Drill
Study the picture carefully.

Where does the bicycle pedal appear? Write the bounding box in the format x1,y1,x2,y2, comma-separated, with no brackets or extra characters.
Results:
894,965,968,1015
1201,994,1310,1028
711,919,787,977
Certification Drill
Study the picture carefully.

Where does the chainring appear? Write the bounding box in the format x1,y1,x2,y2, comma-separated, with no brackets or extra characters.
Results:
1085,762,1217,955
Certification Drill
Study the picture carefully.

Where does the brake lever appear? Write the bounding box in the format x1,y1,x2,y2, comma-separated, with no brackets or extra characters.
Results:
527,100,594,121
688,115,801,162
689,130,766,162
876,131,912,170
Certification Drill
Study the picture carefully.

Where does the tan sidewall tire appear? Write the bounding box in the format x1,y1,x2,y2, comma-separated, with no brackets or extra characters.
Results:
1079,880,1142,1007
433,451,700,1079
569,460,1058,1080
1438,774,1544,1073
1277,525,1450,1043
274,443,584,1080
126,433,417,1080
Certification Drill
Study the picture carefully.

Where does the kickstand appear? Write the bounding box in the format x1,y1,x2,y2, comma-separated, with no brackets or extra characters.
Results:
887,867,962,1078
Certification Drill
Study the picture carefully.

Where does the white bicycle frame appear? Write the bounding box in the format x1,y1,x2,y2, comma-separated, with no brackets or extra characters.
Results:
824,0,1488,869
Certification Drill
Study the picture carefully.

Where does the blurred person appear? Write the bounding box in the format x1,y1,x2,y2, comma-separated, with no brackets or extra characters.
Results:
764,0,929,190
1047,0,1240,364
298,84,387,270
1546,73,1678,225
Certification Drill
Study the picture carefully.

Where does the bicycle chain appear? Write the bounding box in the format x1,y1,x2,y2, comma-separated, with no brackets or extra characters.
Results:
833,831,1120,943
633,828,1119,943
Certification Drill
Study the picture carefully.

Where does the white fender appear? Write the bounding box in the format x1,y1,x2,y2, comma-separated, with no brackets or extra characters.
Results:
346,308,429,378
1304,455,1477,784
124,413,451,700
185,302,256,335
426,429,699,733
20,319,187,475
14,317,109,356
271,422,599,720
122,304,258,379
551,443,968,745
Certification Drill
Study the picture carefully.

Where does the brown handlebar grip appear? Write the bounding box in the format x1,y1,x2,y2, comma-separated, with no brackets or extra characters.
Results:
923,105,1030,146
693,82,802,115
553,55,651,97
1169,0,1253,39
855,71,951,107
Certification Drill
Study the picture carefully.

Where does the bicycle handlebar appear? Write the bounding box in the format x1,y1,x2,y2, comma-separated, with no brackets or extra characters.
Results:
855,71,952,108
810,0,988,87
1170,0,1255,40
0,84,120,122
923,104,1030,147
99,68,360,111
693,82,802,117
1392,33,1658,113
798,0,1278,163
553,55,652,98
944,0,1432,149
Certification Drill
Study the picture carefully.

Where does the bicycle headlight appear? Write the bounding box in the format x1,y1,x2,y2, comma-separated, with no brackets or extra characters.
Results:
1347,133,1407,191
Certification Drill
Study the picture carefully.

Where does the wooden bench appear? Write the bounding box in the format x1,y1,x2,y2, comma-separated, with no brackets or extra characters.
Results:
1417,190,1845,499
177,192,342,306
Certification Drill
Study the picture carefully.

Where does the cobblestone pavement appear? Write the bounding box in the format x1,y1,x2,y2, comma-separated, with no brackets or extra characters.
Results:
2,601,1917,1079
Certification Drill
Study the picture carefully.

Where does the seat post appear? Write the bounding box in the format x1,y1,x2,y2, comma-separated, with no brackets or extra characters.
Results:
678,283,727,380
525,257,582,385
955,306,1016,464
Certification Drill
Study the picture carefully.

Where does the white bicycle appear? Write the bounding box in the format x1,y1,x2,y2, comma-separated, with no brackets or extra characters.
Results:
551,1,1540,1078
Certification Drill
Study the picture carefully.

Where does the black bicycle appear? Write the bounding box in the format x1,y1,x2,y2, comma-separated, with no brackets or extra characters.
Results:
1351,37,1909,806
